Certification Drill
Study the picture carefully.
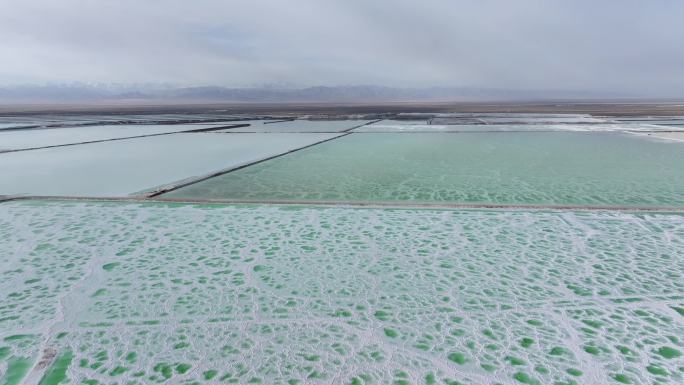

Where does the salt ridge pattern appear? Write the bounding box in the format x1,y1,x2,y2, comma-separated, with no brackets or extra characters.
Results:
1,201,683,385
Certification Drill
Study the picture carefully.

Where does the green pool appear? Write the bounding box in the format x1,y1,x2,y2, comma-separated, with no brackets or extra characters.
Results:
165,132,684,207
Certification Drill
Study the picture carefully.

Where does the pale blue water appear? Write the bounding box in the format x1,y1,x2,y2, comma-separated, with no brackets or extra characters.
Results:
0,133,340,197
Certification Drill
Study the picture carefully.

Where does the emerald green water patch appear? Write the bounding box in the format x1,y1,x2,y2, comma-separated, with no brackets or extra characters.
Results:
656,347,682,359
0,347,10,360
611,373,633,384
0,357,32,385
447,352,467,364
165,132,684,206
0,333,41,385
101,262,120,271
2,335,35,342
38,350,74,385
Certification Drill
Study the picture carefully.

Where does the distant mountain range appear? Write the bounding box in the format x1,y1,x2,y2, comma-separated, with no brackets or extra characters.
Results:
0,84,629,103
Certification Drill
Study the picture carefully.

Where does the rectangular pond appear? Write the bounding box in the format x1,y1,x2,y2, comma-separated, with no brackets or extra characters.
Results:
355,122,668,133
215,119,370,133
165,132,684,207
0,132,340,197
0,123,235,151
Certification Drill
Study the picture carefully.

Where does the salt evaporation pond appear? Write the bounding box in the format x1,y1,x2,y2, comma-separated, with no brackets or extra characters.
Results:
1,115,683,385
165,132,684,207
353,122,667,133
216,120,371,133
0,200,682,385
0,123,234,152
0,132,340,197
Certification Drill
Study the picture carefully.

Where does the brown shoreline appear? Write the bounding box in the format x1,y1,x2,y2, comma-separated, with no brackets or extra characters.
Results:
2,100,684,117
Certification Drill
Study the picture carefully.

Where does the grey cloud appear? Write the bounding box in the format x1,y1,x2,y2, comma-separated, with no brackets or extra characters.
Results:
0,0,682,96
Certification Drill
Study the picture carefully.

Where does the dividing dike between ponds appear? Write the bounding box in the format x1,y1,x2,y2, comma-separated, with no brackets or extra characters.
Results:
0,124,250,154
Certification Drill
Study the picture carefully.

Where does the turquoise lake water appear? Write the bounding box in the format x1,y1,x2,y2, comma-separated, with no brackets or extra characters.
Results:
166,132,684,206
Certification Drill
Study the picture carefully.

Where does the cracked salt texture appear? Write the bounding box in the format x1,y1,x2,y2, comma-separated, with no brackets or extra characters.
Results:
1,201,682,384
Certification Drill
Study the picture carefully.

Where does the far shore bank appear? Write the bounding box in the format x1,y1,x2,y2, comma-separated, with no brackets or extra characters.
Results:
2,100,684,117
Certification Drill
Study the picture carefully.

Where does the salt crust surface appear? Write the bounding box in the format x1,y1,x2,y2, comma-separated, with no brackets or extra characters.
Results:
1,201,683,384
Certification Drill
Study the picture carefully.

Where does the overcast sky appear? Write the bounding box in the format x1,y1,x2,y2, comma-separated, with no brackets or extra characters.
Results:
1,0,683,95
